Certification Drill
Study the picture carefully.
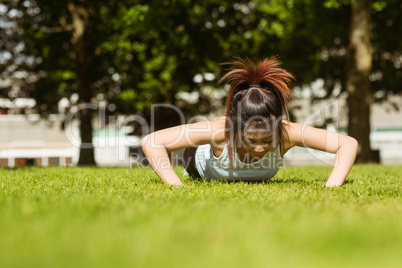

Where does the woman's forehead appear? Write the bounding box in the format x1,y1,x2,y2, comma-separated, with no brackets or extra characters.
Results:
243,129,274,139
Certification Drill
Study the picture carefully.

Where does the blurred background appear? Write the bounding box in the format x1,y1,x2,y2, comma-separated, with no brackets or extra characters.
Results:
0,0,401,167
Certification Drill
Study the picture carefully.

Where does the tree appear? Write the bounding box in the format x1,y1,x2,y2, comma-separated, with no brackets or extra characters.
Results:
276,0,401,163
0,1,38,101
346,0,377,162
67,2,95,165
319,0,401,163
5,0,123,165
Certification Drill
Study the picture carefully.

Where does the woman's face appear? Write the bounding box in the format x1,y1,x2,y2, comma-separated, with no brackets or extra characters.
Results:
240,128,278,158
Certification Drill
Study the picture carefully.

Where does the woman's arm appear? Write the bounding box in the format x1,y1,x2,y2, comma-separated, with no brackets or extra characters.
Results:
141,118,225,186
282,121,358,187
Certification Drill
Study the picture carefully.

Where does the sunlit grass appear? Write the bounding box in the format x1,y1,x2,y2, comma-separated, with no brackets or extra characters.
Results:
0,165,401,268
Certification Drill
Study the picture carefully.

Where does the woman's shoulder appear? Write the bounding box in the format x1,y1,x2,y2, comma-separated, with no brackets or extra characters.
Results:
181,116,226,147
280,120,300,156
281,120,301,134
202,116,226,149
209,116,226,145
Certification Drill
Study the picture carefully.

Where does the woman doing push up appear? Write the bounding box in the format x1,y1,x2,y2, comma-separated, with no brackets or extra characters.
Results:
141,57,358,187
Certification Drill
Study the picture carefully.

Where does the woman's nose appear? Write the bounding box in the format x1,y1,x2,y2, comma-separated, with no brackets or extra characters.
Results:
254,145,265,153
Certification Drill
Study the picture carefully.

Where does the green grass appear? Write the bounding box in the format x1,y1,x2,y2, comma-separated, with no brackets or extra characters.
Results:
1,165,402,268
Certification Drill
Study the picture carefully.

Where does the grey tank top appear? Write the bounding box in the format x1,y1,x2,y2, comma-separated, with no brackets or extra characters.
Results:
194,143,283,181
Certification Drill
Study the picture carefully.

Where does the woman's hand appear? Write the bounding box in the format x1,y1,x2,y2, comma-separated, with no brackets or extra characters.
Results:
324,136,358,187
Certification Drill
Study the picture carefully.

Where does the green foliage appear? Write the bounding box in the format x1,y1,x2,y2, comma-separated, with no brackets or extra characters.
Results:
102,0,308,115
325,0,387,11
5,0,401,114
0,165,402,267
372,1,387,11
324,0,351,9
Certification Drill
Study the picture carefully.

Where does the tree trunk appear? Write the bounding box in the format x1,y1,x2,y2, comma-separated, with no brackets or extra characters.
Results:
346,0,378,163
69,3,96,166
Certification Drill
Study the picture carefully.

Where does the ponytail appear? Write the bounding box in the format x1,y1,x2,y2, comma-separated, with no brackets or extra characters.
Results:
217,57,294,167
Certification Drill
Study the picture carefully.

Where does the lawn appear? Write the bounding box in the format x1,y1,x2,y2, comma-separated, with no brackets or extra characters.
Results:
0,165,401,268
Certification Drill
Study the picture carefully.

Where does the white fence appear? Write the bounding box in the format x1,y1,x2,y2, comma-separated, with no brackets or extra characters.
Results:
0,136,142,167
0,147,73,167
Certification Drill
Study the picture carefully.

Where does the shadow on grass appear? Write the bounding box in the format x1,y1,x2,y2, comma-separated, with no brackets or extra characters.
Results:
217,178,353,186
187,176,330,185
267,178,354,185
161,174,355,186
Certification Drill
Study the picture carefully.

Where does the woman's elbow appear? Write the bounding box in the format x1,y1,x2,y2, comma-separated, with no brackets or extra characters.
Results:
141,134,151,150
349,137,358,149
346,136,358,154
141,133,165,152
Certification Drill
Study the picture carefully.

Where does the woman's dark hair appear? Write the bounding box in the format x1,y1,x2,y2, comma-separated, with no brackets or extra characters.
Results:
218,57,294,166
